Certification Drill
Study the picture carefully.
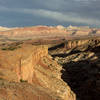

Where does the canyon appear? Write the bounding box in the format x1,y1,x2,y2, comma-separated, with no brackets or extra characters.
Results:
0,25,100,100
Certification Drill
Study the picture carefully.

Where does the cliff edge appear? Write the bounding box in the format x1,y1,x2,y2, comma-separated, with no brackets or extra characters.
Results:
0,43,76,100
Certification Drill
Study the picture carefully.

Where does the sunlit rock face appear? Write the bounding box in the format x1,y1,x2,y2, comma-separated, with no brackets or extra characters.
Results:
0,43,76,100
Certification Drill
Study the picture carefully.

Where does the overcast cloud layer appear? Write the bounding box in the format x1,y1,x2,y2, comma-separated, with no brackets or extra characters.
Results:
0,0,100,27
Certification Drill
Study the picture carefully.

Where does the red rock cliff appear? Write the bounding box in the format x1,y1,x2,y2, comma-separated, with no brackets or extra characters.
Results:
0,44,76,100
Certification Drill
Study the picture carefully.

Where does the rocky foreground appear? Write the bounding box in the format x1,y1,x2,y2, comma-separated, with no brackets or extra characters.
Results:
0,26,100,100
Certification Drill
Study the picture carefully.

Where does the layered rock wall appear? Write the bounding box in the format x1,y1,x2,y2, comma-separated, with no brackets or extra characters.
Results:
16,45,48,83
0,44,76,100
65,39,100,49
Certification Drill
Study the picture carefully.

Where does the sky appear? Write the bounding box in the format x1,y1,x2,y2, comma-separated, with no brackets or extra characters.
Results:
0,0,100,27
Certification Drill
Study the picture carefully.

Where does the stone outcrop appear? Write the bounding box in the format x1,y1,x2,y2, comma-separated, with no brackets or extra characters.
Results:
16,45,48,83
66,40,89,49
49,38,100,55
0,43,76,100
66,39,100,49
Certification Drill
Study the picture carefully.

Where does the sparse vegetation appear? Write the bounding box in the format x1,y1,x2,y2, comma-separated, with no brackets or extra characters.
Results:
0,78,3,80
2,47,16,51
1,48,7,50
20,79,27,82
1,45,21,51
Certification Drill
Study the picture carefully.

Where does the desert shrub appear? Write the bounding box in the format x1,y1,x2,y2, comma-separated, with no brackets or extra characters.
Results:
20,79,27,82
1,45,21,51
1,47,16,51
1,48,7,50
8,47,16,50
0,78,3,80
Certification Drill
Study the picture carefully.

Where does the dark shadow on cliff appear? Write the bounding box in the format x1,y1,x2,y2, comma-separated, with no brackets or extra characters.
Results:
51,49,81,57
48,40,100,100
50,44,94,58
60,46,100,100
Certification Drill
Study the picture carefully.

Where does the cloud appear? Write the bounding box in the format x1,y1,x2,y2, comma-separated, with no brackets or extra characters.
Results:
21,8,100,25
0,5,100,26
0,6,9,11
0,0,100,27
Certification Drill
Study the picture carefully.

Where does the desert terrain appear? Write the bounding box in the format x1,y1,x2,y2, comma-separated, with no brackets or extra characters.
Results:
0,25,100,100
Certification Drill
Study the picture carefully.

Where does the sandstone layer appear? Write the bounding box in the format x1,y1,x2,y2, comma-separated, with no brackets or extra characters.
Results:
0,25,100,39
0,43,76,100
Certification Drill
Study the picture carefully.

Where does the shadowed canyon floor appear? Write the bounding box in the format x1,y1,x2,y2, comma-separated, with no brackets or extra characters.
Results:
49,38,100,100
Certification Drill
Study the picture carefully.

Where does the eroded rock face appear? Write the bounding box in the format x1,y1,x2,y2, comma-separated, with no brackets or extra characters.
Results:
0,44,48,83
17,45,48,83
66,40,89,49
49,38,100,55
49,38,100,100
66,39,100,49
0,44,76,100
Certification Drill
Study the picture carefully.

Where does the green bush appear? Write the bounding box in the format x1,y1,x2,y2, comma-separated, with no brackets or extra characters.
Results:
20,79,27,82
1,48,7,50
